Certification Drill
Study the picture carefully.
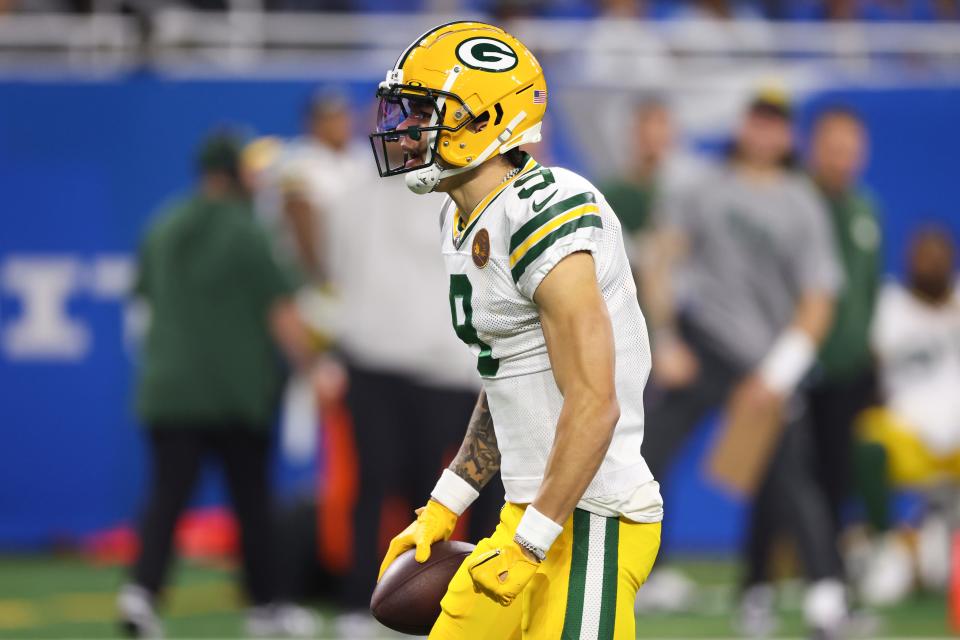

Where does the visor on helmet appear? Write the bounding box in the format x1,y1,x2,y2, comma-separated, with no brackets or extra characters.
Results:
369,83,474,177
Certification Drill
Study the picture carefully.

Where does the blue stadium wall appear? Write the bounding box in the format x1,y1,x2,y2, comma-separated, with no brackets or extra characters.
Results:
1,73,958,552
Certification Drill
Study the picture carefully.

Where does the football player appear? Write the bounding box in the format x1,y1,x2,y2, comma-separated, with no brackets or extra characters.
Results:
370,22,663,639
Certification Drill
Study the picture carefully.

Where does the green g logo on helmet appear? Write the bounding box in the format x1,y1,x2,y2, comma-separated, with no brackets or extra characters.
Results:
455,37,518,72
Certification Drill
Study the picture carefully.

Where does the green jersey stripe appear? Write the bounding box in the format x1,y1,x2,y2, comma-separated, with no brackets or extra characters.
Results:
561,510,590,639
511,214,603,283
509,192,597,253
597,517,620,639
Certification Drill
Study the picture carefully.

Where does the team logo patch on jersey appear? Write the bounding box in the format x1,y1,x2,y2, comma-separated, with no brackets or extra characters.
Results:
455,37,518,72
472,228,491,268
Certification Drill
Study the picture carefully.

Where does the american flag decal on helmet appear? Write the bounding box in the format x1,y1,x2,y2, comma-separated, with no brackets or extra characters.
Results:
533,89,547,104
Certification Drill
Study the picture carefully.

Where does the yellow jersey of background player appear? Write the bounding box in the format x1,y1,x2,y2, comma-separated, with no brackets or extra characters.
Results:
370,21,663,639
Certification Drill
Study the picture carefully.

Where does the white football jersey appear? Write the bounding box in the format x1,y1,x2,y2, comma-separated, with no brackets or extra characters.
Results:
872,280,960,455
439,154,660,519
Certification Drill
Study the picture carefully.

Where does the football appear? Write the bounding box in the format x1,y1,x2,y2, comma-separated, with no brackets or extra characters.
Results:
370,540,475,635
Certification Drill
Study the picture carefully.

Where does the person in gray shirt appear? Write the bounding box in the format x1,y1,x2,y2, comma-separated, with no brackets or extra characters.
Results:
672,160,842,369
640,93,848,636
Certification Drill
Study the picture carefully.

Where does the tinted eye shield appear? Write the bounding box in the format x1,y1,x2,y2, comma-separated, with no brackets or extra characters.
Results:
370,83,475,177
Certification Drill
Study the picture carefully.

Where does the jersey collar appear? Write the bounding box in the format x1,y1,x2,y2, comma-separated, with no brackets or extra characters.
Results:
452,153,540,250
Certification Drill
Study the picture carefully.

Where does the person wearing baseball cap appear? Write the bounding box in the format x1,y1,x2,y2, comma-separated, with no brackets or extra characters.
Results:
640,88,850,635
119,130,318,638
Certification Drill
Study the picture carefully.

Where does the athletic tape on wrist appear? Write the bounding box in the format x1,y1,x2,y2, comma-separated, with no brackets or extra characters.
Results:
430,469,479,516
758,328,815,395
515,505,564,555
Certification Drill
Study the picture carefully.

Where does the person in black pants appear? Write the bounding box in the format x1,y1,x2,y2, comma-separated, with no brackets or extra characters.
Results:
131,428,275,606
640,94,849,635
261,96,500,635
643,322,843,626
339,365,501,617
119,133,319,639
805,108,882,533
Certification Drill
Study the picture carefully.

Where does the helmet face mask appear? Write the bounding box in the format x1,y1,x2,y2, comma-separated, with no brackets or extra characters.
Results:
370,83,475,177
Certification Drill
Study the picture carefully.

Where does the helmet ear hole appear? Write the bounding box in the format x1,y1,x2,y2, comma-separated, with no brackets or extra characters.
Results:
469,110,491,133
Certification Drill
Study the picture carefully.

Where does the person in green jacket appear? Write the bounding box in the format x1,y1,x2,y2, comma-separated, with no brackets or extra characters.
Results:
806,107,883,543
600,98,708,240
118,132,318,639
599,98,707,345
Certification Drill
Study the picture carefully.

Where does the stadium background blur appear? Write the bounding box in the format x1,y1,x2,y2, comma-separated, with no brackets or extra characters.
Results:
2,0,960,638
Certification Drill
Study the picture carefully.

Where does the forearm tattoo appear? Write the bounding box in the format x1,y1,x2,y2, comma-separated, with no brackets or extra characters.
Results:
449,391,501,491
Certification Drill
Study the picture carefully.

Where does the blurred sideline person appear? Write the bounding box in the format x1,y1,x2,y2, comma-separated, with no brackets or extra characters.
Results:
264,91,498,636
118,133,318,638
371,22,663,639
853,228,960,606
805,107,882,551
256,89,364,285
640,93,849,635
600,98,707,280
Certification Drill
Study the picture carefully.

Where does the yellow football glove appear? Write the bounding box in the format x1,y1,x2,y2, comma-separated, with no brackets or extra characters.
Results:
467,539,541,607
377,499,458,581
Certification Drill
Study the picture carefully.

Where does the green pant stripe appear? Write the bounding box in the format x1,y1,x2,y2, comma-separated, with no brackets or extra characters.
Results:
510,215,603,283
509,191,597,252
597,517,620,639
561,510,590,639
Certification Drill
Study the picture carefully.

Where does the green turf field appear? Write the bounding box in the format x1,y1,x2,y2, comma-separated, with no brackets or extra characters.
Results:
0,554,950,638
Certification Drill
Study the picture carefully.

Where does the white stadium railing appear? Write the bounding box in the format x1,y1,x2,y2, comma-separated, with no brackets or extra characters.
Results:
3,11,960,74
1,9,958,177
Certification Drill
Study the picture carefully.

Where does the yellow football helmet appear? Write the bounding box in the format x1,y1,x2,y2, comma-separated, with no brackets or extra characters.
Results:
370,21,547,194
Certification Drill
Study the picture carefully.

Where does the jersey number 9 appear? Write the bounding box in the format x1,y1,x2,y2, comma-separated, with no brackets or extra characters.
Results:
449,274,500,377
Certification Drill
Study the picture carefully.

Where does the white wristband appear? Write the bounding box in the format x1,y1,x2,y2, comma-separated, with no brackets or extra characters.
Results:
515,505,564,555
758,328,815,395
430,469,479,516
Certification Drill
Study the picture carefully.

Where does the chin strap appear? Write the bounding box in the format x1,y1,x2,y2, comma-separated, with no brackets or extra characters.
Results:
405,111,533,195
